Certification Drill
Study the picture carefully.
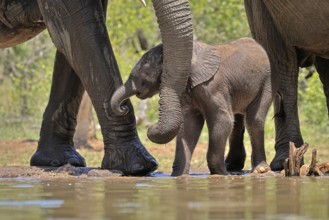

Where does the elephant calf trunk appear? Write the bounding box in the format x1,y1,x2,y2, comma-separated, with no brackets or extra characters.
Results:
111,82,137,116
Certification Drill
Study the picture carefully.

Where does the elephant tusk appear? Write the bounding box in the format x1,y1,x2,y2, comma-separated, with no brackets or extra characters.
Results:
139,0,146,7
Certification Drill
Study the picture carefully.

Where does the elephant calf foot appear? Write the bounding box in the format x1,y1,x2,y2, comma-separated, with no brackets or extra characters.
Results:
102,139,158,176
171,167,189,177
225,153,246,172
225,158,245,172
252,161,271,174
30,144,86,167
209,167,229,175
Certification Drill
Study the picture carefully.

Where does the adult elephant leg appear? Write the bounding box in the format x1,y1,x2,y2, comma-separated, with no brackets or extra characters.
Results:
31,51,86,167
315,57,329,117
225,114,246,172
245,0,303,171
37,0,157,175
270,53,303,171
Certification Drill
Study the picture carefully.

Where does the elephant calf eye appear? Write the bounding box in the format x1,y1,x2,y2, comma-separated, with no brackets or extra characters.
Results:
140,71,147,78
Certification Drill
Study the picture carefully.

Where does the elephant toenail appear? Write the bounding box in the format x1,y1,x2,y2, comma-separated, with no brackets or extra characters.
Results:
50,160,61,167
68,158,80,166
132,164,144,172
150,159,159,170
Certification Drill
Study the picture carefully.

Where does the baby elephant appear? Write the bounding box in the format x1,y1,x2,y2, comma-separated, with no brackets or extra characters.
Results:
111,38,272,176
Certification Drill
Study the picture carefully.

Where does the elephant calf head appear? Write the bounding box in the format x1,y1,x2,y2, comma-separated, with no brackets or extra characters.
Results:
111,44,164,116
111,41,221,116
111,40,221,145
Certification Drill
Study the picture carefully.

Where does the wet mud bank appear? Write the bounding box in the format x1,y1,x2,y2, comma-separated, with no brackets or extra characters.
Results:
0,164,123,178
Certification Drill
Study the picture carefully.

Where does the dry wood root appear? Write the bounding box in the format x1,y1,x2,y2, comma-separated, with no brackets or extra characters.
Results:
306,149,324,176
283,142,329,177
317,162,329,174
283,142,309,177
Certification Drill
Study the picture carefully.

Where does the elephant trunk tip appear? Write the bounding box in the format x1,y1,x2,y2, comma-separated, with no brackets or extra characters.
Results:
147,117,182,144
110,85,133,116
147,125,180,144
111,99,130,116
117,103,130,116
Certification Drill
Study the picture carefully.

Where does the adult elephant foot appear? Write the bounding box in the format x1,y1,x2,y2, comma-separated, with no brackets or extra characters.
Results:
101,137,158,176
30,144,86,167
270,140,304,171
270,151,289,171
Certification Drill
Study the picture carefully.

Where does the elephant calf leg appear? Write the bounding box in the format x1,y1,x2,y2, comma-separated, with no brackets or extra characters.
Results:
172,110,204,176
246,100,271,173
207,114,233,175
225,114,246,172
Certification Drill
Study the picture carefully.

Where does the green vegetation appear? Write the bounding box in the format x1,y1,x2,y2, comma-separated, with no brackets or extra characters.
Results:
0,34,55,139
0,0,327,170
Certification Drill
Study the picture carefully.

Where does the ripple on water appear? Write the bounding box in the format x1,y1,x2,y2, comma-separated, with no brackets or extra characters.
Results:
11,184,34,188
0,200,64,208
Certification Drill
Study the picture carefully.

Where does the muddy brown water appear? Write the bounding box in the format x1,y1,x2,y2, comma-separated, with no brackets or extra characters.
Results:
1,168,329,220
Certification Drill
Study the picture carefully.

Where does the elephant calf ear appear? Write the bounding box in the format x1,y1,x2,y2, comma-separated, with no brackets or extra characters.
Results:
189,41,221,88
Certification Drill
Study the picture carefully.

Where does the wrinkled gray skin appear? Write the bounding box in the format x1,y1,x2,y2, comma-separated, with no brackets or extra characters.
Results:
245,1,329,170
111,38,272,175
0,0,193,175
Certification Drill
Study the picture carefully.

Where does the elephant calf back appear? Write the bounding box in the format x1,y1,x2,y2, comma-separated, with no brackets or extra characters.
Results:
171,38,272,175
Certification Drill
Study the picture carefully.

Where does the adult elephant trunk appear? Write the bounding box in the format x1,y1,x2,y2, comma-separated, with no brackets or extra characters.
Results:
149,0,193,144
111,79,137,116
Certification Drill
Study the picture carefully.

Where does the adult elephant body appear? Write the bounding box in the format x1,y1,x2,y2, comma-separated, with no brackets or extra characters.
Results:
1,0,193,175
245,1,329,170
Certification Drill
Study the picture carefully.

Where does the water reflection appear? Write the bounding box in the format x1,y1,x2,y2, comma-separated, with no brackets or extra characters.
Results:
0,175,328,219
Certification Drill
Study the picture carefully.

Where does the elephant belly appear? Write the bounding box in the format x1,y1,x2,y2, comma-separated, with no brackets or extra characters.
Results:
0,26,45,48
0,0,45,48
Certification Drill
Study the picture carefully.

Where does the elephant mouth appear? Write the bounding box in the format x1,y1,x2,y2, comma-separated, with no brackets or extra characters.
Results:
136,90,158,100
136,93,147,100
136,90,150,100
